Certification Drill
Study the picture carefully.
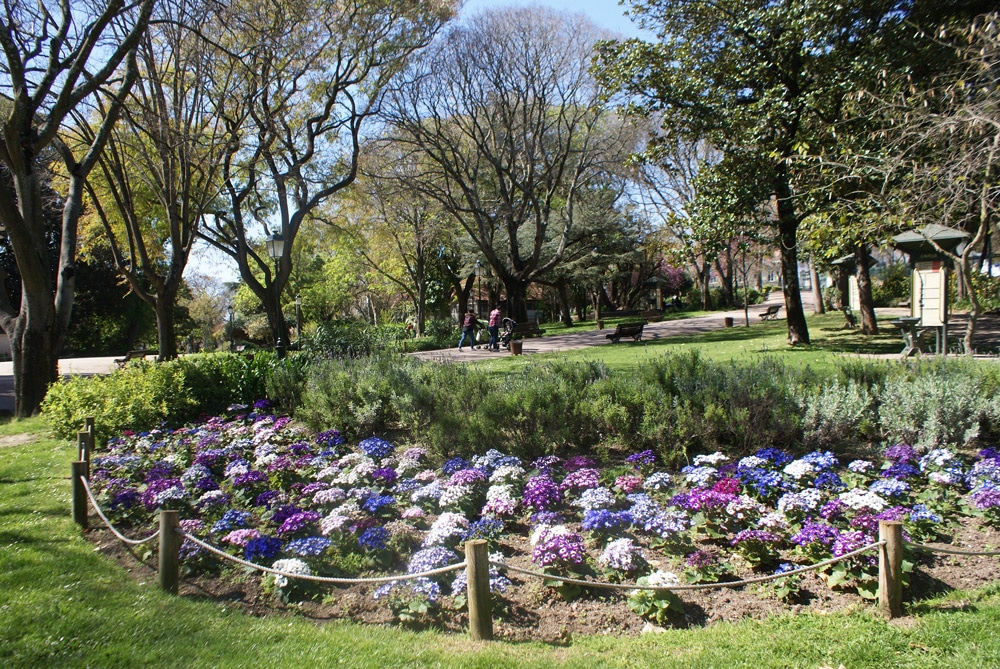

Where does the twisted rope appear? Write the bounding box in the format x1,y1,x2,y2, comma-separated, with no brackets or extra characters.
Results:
79,476,159,546
908,542,1000,557
490,541,885,592
180,532,466,584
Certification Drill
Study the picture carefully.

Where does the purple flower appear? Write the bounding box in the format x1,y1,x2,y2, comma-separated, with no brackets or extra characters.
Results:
448,468,488,487
883,462,919,480
560,468,601,492
885,444,917,463
819,499,847,520
685,549,719,569
529,511,564,526
971,486,1000,510
441,457,472,475
755,448,794,466
110,489,141,510
832,530,874,557
791,522,839,548
564,455,597,472
581,509,632,532
625,450,656,469
233,470,267,488
276,511,320,536
254,490,282,508
532,527,586,568
730,529,782,547
361,494,396,515
523,475,563,511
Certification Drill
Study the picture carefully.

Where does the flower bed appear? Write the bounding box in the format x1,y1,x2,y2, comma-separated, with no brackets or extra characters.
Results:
86,405,1000,631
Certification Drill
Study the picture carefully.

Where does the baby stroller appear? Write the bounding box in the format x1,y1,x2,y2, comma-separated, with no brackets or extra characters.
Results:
497,317,516,350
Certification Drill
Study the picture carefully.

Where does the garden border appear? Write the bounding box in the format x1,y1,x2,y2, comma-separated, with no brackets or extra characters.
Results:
69,416,1000,640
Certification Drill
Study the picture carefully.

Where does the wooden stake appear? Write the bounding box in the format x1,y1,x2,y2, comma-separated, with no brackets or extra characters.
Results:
71,462,88,529
77,431,90,474
159,510,180,594
465,539,493,641
879,521,904,618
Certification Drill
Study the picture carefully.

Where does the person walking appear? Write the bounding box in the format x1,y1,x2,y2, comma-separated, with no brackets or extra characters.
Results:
487,305,502,351
458,308,480,351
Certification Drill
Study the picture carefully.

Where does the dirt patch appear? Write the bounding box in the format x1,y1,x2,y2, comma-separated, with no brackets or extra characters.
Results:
0,433,36,448
83,518,1000,643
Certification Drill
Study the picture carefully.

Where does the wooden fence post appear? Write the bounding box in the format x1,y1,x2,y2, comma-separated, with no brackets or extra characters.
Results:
879,520,904,618
465,539,493,641
159,510,180,594
71,461,88,529
77,431,91,476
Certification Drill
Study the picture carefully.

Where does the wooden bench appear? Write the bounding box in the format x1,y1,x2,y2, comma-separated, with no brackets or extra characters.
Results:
606,321,645,343
842,306,857,329
510,322,545,339
759,305,781,321
641,309,664,322
113,349,156,368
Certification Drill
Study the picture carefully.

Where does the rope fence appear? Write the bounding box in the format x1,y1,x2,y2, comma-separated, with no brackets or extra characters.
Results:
68,417,999,640
490,541,885,592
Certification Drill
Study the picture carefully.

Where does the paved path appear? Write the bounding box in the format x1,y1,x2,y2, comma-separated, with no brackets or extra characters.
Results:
412,292,819,363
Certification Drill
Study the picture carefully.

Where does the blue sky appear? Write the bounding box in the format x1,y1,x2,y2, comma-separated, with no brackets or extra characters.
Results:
459,0,647,38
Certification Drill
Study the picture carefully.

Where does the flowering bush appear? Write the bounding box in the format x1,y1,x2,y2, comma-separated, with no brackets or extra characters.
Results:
87,409,994,621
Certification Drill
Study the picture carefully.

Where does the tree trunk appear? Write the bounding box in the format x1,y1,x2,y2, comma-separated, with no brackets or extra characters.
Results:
810,256,825,314
154,296,179,361
699,264,712,310
855,244,879,335
774,180,809,344
505,278,530,323
10,308,59,417
558,283,573,326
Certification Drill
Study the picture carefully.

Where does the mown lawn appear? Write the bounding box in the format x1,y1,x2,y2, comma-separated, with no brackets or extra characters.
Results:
472,312,910,377
3,416,1000,668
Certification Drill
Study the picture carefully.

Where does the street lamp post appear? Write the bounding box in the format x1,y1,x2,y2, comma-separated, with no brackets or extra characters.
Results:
265,233,286,359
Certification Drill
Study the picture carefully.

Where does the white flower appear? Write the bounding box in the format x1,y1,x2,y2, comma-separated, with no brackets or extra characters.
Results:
726,495,765,520
270,558,311,589
838,488,887,512
489,465,526,484
693,452,729,466
738,456,768,469
757,512,789,530
783,459,815,480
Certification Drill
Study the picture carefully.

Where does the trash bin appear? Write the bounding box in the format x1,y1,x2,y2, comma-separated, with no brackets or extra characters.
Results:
724,316,734,328
510,340,523,355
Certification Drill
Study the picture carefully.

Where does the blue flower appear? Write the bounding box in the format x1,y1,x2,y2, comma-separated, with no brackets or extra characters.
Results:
358,437,395,460
245,536,283,562
358,527,390,551
286,536,331,557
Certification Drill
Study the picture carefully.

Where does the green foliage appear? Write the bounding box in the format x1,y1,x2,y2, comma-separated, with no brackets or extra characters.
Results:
41,352,277,441
799,382,877,448
302,321,414,358
871,263,911,308
41,362,192,443
878,364,1000,449
627,578,684,627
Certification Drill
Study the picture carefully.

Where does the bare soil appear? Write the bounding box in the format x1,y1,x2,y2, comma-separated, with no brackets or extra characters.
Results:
84,518,1000,643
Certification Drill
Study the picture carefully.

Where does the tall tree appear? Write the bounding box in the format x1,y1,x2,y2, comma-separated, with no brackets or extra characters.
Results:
0,0,155,416
80,0,231,360
198,0,452,346
597,0,926,344
385,6,638,322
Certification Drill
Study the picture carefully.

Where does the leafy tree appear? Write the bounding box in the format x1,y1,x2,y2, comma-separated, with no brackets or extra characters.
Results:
198,0,452,347
80,0,231,360
0,0,155,416
385,6,639,323
596,0,935,344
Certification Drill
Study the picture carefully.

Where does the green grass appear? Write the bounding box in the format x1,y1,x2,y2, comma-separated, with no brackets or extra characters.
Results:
471,312,909,377
3,416,1000,667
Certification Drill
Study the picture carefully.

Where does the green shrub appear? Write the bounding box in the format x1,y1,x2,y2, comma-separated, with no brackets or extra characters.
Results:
872,263,911,307
878,369,995,449
42,362,193,442
799,382,876,448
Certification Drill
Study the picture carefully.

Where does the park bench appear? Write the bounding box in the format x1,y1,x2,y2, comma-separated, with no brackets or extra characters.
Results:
606,321,645,343
510,322,545,339
114,348,156,368
759,305,781,321
842,306,857,329
641,309,664,322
